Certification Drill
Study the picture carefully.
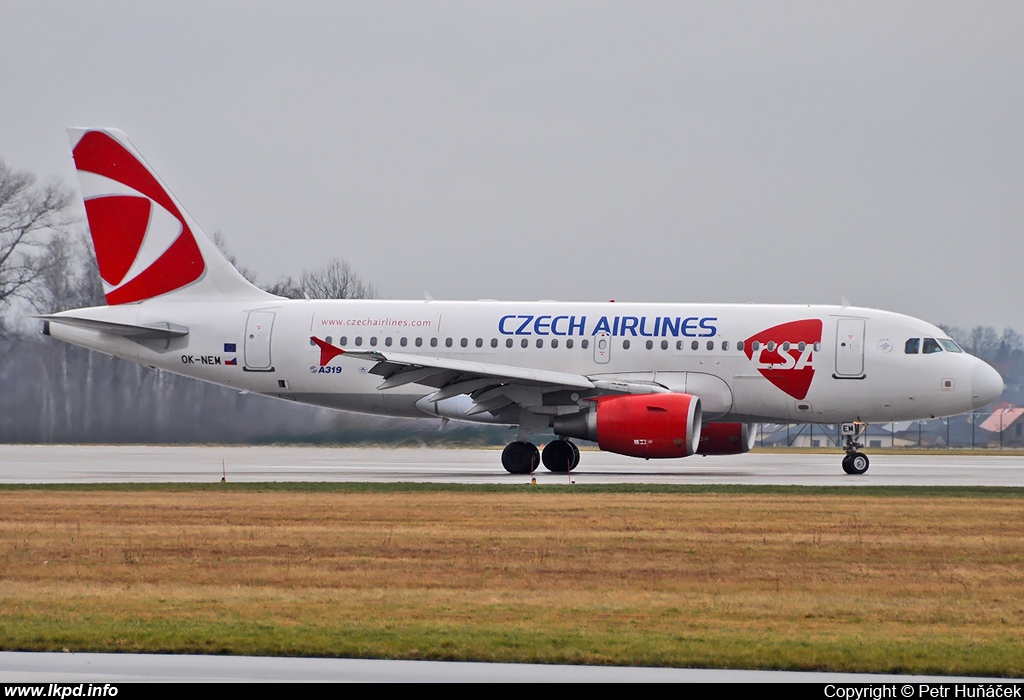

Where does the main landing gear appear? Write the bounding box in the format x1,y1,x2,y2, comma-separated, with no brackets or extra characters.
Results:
840,422,870,475
501,439,580,474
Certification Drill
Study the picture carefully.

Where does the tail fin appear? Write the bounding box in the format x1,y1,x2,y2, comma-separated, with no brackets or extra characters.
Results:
68,128,272,305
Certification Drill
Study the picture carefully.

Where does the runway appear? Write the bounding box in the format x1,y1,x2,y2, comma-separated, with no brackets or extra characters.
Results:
1,444,1023,486
1,651,1013,683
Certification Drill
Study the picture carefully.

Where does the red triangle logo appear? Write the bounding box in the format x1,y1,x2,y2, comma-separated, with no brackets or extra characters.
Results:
743,319,823,400
311,336,345,366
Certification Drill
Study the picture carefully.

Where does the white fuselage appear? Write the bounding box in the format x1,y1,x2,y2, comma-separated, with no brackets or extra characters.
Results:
48,298,1000,426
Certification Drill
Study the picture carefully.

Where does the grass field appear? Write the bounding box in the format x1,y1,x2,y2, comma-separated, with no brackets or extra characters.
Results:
1,484,1022,676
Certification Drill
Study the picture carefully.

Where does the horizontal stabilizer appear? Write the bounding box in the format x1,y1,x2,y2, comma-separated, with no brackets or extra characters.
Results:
39,315,189,340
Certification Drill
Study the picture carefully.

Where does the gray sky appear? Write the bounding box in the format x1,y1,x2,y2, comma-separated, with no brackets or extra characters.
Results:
3,2,1022,331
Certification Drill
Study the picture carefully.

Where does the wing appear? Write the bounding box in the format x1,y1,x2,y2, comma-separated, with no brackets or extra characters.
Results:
311,336,667,420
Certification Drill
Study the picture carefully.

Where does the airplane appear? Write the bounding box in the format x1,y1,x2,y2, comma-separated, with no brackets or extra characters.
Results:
42,128,1005,475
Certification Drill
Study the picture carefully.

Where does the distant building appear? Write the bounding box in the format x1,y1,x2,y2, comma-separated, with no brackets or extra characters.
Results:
979,402,1024,447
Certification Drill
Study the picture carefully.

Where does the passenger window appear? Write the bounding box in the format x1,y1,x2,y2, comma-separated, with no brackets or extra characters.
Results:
536,339,543,348
905,338,920,354
581,339,589,349
706,340,714,351
813,342,821,352
340,336,347,346
676,340,684,350
370,337,378,347
622,339,631,350
782,342,790,352
661,340,668,350
521,339,528,348
355,337,362,347
923,338,943,354
566,339,574,349
385,337,392,347
646,340,653,350
325,336,333,345
400,337,407,347
460,338,468,348
737,340,744,352
490,338,497,348
551,339,559,348
506,338,513,348
722,341,729,351
416,337,423,347
751,341,760,351
691,340,699,351
430,337,437,347
445,338,453,348
797,341,805,352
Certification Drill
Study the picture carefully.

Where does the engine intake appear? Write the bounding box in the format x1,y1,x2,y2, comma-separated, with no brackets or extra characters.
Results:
553,393,702,459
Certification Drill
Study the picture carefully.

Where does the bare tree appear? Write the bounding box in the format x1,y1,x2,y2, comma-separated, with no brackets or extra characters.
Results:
210,232,374,300
264,275,303,299
0,159,73,344
997,327,1023,363
299,258,376,299
968,326,1001,360
32,232,104,314
211,231,258,285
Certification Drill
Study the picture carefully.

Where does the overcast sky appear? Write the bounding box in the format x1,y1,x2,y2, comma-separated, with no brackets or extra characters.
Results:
2,2,1022,331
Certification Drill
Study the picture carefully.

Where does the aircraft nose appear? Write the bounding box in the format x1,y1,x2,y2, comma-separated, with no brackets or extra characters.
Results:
971,361,1004,409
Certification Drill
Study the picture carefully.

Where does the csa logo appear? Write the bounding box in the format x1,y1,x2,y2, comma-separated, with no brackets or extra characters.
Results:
73,131,206,305
743,319,823,400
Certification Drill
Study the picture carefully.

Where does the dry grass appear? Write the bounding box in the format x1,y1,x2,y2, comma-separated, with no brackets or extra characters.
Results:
0,487,1022,675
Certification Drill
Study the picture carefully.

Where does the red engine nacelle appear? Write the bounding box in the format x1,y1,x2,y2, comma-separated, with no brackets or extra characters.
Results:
553,393,702,459
697,422,756,455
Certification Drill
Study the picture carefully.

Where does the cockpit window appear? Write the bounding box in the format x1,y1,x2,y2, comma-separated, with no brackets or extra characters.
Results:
905,338,920,354
938,338,963,353
922,337,943,354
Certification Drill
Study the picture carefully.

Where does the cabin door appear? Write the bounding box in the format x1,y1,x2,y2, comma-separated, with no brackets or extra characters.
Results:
244,311,275,371
834,318,865,378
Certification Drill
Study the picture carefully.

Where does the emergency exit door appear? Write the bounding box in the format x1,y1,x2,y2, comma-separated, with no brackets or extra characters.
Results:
593,331,611,364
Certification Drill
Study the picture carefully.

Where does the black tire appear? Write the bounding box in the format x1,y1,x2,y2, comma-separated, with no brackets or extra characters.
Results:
542,440,578,473
568,440,580,470
843,452,869,475
502,441,539,474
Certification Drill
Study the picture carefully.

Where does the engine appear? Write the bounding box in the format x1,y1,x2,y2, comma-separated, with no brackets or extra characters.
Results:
552,393,702,459
697,422,757,455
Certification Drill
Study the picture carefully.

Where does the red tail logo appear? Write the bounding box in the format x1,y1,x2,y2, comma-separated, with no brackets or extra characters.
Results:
743,319,823,400
72,131,205,304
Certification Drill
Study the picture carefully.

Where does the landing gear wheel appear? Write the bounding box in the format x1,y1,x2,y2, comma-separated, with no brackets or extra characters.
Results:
502,441,540,474
840,422,870,475
842,451,870,475
542,440,580,473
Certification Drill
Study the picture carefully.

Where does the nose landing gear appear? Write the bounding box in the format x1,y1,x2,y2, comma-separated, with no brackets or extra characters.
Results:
840,422,870,475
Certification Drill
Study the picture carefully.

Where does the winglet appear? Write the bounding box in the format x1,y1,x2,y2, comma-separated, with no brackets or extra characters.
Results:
311,336,345,366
